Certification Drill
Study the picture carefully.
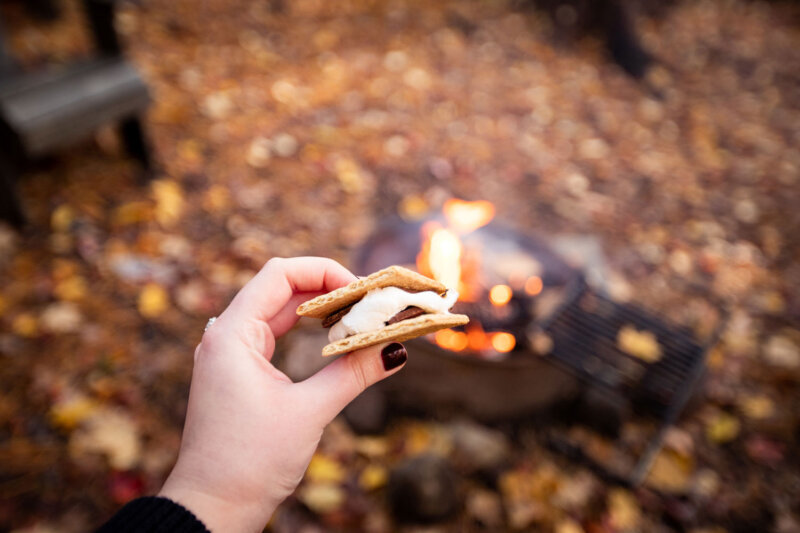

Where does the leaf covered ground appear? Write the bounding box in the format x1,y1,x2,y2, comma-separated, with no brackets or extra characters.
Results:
1,0,799,531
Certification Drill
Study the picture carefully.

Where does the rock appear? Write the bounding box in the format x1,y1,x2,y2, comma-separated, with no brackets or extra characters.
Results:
40,302,83,334
273,133,299,157
763,335,800,368
465,489,502,528
450,420,510,471
343,386,388,435
387,455,460,523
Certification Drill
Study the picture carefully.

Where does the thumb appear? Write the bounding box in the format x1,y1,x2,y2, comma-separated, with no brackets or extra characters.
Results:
298,342,407,424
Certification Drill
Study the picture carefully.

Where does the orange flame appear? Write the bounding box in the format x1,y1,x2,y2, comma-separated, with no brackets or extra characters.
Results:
491,332,516,353
489,284,512,306
524,276,543,296
443,199,495,234
419,198,518,355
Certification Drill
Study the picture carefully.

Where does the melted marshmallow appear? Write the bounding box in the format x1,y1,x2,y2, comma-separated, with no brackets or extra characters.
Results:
328,286,459,342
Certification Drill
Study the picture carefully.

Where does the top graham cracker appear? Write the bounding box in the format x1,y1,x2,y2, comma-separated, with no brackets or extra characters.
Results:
296,265,447,319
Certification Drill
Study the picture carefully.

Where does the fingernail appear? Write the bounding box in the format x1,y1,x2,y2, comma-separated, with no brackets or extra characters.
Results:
381,342,407,371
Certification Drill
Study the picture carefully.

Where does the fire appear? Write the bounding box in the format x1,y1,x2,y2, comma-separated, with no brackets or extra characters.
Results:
443,199,496,234
434,328,468,352
419,198,519,355
524,276,543,296
491,332,516,353
489,284,512,306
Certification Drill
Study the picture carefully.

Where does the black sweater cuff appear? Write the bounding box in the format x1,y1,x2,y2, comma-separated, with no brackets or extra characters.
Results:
96,496,210,533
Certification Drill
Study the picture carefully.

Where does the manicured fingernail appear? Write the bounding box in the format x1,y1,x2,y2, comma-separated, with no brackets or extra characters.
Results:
381,343,407,371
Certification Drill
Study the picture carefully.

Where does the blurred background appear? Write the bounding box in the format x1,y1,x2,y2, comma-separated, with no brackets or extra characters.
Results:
1,0,799,531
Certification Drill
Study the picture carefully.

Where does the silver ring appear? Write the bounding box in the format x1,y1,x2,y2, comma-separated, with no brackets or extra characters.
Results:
204,317,217,332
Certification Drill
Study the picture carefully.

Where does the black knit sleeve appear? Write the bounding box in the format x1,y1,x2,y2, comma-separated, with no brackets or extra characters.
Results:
95,496,210,533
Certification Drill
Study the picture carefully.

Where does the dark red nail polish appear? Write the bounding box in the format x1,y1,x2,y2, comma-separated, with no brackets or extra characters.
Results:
381,343,407,371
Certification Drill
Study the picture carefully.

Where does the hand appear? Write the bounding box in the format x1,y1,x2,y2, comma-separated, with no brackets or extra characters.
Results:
159,257,408,532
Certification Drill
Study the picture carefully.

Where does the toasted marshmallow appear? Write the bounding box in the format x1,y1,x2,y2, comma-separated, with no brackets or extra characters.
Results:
328,287,459,342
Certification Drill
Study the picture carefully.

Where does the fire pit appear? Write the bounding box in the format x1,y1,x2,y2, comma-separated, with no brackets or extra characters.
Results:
342,198,722,485
350,199,586,421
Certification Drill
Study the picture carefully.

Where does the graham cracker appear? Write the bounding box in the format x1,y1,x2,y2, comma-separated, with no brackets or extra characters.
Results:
296,265,447,319
321,313,469,357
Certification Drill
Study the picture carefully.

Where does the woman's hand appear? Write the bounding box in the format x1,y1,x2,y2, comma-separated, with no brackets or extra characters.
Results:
159,257,407,532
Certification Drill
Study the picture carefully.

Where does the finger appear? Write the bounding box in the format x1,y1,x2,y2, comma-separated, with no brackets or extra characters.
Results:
224,257,356,324
266,291,324,338
296,342,408,424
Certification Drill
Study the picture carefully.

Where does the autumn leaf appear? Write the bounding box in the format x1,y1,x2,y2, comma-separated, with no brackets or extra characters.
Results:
706,412,740,445
306,453,346,484
297,483,345,514
151,180,185,226
68,409,142,470
138,283,170,318
358,464,388,491
50,395,97,430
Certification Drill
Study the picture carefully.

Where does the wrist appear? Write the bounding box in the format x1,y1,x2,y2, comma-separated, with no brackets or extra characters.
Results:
159,473,276,533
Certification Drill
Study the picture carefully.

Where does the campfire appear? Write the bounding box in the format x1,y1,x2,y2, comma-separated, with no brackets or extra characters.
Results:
358,198,577,359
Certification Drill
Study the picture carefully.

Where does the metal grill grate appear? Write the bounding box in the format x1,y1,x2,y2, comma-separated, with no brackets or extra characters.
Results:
541,279,707,420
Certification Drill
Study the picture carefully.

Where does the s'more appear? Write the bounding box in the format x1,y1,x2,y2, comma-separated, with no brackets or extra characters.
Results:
296,266,470,357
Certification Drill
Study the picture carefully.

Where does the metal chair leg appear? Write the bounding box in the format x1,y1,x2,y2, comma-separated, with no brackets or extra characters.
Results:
119,115,152,173
0,161,26,228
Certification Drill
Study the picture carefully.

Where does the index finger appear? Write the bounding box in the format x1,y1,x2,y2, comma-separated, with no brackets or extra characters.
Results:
224,257,356,325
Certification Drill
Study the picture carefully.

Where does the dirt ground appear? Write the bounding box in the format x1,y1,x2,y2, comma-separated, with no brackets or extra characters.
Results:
1,0,799,531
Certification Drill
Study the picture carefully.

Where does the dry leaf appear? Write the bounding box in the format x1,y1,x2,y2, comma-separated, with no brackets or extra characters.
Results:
706,412,740,444
358,464,388,491
138,283,169,318
306,453,347,484
69,409,142,470
12,313,39,338
607,489,641,531
738,394,775,420
50,395,97,430
297,483,345,514
151,180,185,226
40,302,83,334
617,325,662,363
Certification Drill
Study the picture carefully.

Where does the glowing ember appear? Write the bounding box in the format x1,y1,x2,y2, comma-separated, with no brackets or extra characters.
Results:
443,199,495,234
491,332,516,353
524,276,543,296
434,328,468,352
467,323,492,351
489,284,513,306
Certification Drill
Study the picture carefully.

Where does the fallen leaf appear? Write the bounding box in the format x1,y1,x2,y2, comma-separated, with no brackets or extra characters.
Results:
645,449,693,493
738,394,775,420
69,409,142,470
555,518,585,533
607,489,641,531
51,204,75,232
763,334,799,369
138,283,170,318
306,453,347,484
12,313,39,338
202,184,231,214
706,412,740,445
151,180,185,226
113,201,153,226
358,464,388,491
334,157,364,194
297,483,345,514
54,275,87,301
465,489,503,528
617,325,662,363
50,395,97,430
40,302,83,334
